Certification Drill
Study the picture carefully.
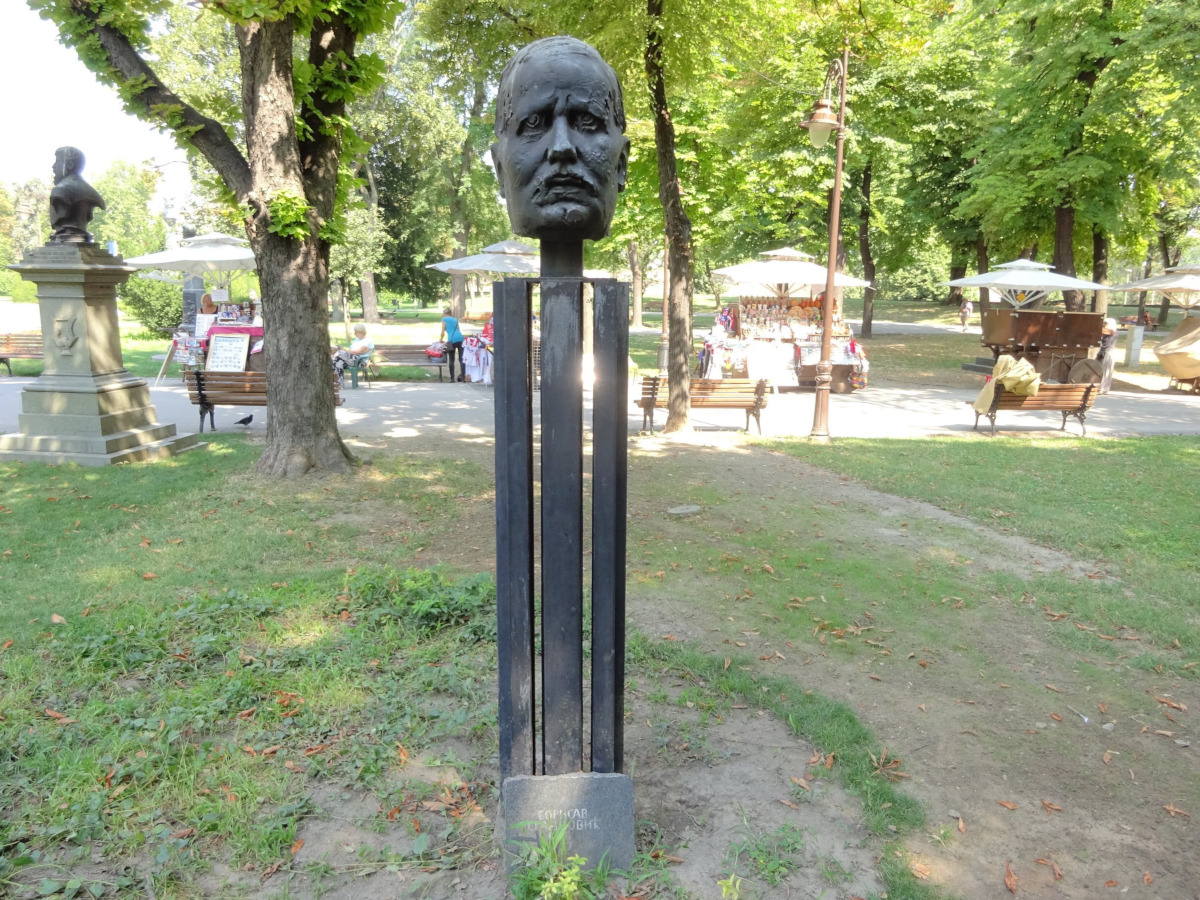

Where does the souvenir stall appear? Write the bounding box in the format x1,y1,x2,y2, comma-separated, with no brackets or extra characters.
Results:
462,318,495,384
711,247,871,391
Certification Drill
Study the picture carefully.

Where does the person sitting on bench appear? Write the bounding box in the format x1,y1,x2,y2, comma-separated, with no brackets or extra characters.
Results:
332,324,374,381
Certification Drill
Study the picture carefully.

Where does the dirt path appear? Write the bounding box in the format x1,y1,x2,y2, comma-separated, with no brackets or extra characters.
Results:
624,439,1199,899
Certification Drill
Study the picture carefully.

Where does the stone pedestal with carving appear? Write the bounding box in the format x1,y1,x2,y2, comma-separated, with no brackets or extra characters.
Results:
0,244,203,465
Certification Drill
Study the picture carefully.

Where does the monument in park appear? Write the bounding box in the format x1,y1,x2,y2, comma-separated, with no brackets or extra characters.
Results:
490,37,635,872
0,147,202,465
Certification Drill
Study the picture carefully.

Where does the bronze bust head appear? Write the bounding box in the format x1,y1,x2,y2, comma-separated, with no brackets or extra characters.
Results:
49,146,106,244
492,37,630,243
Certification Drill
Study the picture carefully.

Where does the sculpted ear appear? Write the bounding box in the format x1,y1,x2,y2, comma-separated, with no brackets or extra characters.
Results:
491,143,506,198
616,137,630,193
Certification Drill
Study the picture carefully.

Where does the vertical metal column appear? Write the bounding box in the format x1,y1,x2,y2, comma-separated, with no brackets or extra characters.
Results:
494,278,536,781
590,280,630,773
539,278,585,774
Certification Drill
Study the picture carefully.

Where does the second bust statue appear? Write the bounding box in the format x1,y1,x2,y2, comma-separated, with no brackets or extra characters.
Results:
491,37,630,243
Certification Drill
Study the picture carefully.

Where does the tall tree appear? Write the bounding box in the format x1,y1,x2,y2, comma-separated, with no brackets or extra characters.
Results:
34,0,400,476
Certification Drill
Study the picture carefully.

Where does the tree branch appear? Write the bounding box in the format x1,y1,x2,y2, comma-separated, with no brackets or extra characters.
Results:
69,0,252,200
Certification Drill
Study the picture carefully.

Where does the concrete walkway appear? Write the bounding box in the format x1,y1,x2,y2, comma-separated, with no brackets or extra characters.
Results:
2,368,1196,448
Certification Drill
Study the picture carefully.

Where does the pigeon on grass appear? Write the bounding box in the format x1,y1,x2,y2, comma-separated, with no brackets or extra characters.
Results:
234,414,253,427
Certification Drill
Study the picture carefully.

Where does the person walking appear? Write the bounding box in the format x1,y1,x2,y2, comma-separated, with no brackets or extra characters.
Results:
440,307,466,382
1098,317,1119,394
959,297,974,332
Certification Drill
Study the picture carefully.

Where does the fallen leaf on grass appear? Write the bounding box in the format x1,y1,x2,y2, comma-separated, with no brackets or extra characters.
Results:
283,760,305,774
1105,881,1119,887
778,798,799,810
1144,872,1153,885
997,801,1018,810
142,572,158,580
1045,684,1064,693
910,862,931,880
791,776,811,791
868,674,883,682
825,753,835,769
1050,713,1063,721
290,839,304,856
50,614,66,624
1041,800,1062,814
918,704,927,713
260,861,282,883
957,816,966,833
1,640,12,650
1156,697,1187,711
1102,752,1112,764
171,828,196,839
1163,803,1190,818
1043,606,1067,621
1005,861,1018,893
1098,702,1108,713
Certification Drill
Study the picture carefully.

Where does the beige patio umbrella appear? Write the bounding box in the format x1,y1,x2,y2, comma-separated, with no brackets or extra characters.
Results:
713,247,871,299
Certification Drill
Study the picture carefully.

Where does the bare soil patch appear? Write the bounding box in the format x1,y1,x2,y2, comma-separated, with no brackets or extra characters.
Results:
625,439,1199,899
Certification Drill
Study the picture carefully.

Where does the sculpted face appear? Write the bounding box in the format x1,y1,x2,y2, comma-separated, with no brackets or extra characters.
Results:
492,39,629,242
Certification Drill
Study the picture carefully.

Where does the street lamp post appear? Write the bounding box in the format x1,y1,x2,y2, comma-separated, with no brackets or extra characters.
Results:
802,44,850,442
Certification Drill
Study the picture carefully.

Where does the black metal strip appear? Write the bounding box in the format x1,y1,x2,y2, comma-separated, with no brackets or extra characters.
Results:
493,278,536,781
539,277,585,774
589,279,630,773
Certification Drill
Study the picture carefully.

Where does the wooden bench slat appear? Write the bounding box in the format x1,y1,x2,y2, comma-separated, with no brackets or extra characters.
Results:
973,382,1098,436
637,376,770,434
184,370,342,432
369,344,448,381
0,333,44,374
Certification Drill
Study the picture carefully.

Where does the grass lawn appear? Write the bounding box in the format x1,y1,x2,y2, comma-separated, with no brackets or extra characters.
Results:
0,439,937,899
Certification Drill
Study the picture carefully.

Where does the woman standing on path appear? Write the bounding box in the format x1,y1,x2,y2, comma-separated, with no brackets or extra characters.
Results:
440,308,465,382
1098,317,1119,393
959,297,974,332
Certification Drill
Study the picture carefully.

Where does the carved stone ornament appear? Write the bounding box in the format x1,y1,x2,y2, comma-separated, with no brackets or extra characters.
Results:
53,315,79,355
491,37,630,243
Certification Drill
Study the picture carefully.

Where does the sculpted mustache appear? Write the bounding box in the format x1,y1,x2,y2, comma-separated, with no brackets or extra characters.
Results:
533,172,599,198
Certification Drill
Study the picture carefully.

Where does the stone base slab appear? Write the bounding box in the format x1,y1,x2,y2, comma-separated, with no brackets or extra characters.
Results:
0,431,206,466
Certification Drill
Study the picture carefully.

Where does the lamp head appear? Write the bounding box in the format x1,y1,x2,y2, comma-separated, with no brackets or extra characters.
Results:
802,98,839,149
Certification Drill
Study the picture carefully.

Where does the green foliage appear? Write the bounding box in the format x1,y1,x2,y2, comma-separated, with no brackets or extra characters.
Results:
342,567,496,641
508,821,612,900
874,236,951,304
727,820,807,887
263,191,313,240
119,275,183,334
91,161,167,258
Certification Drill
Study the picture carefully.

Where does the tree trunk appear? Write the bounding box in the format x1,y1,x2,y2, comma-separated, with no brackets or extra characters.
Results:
857,161,876,337
627,239,643,327
1054,204,1082,310
1158,231,1174,325
1136,245,1152,321
238,16,352,476
1022,243,1038,261
359,165,381,324
647,2,693,432
975,233,990,308
1091,225,1109,314
449,82,486,320
947,240,967,306
359,272,380,323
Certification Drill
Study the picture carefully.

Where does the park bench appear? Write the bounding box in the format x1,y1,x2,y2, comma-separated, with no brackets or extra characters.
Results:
184,370,343,433
369,344,448,382
971,382,1098,436
0,333,44,375
637,376,770,434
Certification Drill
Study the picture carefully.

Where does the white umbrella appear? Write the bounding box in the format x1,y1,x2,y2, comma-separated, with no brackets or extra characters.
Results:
944,259,1107,308
125,232,256,279
1109,270,1200,309
713,247,871,298
427,240,539,276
